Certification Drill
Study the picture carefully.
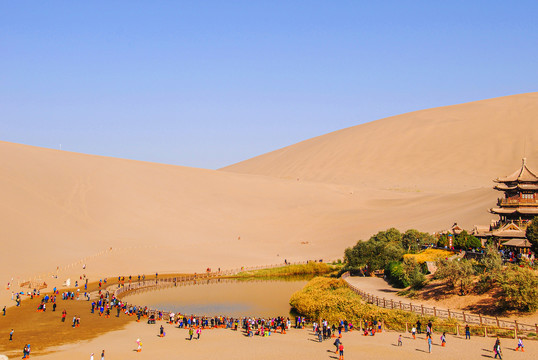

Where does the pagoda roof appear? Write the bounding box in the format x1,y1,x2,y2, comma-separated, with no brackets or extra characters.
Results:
494,183,538,191
439,223,464,235
494,158,538,184
501,238,532,248
490,222,526,238
491,207,538,215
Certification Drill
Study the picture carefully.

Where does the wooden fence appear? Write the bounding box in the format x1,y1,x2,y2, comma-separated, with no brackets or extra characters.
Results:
113,260,314,298
342,272,538,337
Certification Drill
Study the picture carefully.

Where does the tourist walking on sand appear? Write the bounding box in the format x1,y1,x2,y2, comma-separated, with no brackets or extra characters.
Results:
411,325,416,339
23,344,31,358
9,328,14,341
516,337,524,352
189,327,194,340
441,332,446,347
427,334,432,353
416,320,421,334
196,326,201,339
160,325,164,337
338,342,344,360
398,334,402,346
101,349,105,360
494,338,502,359
465,324,471,339
333,337,341,353
2,306,5,316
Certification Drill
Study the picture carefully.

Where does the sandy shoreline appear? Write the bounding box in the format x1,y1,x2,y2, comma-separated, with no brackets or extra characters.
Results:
25,320,537,360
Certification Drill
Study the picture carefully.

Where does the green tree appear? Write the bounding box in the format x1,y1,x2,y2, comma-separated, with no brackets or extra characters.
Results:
482,243,502,272
344,228,405,272
497,266,538,312
435,258,475,293
437,234,450,248
402,229,436,253
402,258,427,289
454,231,481,250
525,216,538,254
385,261,407,288
385,258,426,289
370,228,402,243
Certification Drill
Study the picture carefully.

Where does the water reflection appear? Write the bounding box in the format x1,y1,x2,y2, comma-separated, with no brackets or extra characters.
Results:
123,277,309,317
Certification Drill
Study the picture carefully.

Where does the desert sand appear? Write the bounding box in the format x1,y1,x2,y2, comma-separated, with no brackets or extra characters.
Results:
31,321,538,360
1,93,537,356
223,93,538,192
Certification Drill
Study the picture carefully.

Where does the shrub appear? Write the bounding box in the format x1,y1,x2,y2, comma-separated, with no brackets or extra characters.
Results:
385,261,408,288
403,249,452,264
526,216,538,254
236,262,336,278
435,258,475,293
474,273,495,294
482,243,502,272
289,277,381,323
290,277,452,327
496,266,538,312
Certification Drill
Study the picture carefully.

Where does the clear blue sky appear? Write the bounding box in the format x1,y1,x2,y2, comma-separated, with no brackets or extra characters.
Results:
1,1,537,169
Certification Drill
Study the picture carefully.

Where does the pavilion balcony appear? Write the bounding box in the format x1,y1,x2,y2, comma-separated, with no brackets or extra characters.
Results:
498,198,538,206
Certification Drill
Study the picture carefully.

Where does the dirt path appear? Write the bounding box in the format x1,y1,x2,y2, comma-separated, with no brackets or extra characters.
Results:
344,276,538,325
345,276,410,303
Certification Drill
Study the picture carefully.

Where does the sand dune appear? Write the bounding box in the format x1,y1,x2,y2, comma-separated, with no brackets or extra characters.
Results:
3,93,535,300
222,93,538,192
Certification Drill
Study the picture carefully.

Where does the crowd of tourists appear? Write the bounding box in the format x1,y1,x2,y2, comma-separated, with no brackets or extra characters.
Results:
5,273,531,360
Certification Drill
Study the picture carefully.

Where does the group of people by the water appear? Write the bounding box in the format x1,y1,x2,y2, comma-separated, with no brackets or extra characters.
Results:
4,271,532,360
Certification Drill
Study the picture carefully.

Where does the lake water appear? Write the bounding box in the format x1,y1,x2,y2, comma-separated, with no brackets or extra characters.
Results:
123,278,308,317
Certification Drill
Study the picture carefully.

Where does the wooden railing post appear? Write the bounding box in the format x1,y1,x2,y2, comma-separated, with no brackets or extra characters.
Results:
514,321,518,339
